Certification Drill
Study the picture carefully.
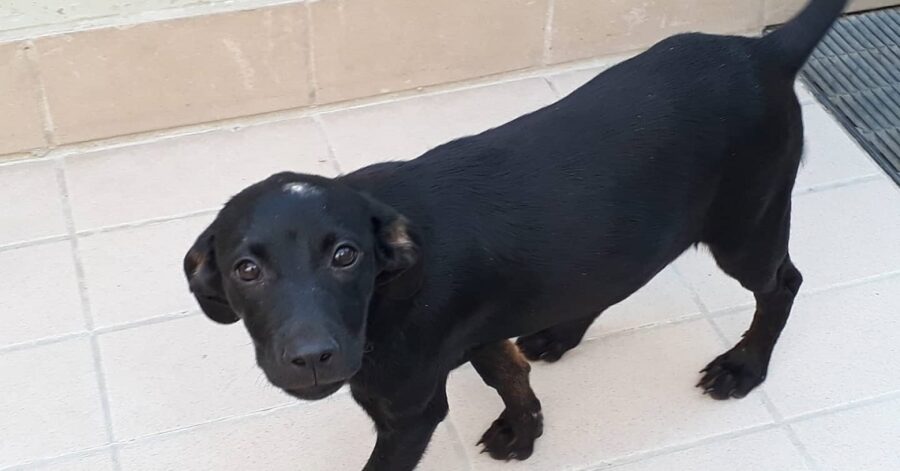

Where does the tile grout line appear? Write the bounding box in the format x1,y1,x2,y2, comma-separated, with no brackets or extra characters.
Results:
304,0,319,105
53,161,122,471
792,173,883,197
312,114,343,175
0,308,201,355
575,422,780,471
443,417,475,471
781,423,823,471
541,0,556,65
0,234,69,253
669,261,715,320
73,207,222,237
22,39,57,149
0,330,91,355
542,76,562,98
92,309,201,335
0,207,221,257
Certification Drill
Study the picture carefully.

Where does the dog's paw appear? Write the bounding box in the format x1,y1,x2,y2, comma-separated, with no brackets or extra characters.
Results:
697,346,767,400
478,409,543,461
516,331,574,363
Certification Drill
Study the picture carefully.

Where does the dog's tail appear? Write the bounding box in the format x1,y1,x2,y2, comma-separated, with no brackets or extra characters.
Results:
762,0,848,74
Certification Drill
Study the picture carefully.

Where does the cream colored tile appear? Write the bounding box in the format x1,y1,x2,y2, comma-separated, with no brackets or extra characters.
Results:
322,78,557,172
0,41,47,155
795,104,879,192
550,0,765,63
0,339,107,467
99,315,293,440
64,118,332,230
0,160,66,245
311,0,547,103
792,397,900,471
118,395,468,471
0,241,84,347
612,429,809,471
714,276,900,418
36,5,310,144
449,320,774,469
791,180,900,290
31,450,116,471
586,267,702,338
78,215,212,328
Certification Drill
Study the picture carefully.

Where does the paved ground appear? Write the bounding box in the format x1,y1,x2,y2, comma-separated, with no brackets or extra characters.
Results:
2,62,899,471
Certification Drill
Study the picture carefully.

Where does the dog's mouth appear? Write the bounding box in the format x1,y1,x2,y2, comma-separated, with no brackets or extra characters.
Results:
284,380,346,401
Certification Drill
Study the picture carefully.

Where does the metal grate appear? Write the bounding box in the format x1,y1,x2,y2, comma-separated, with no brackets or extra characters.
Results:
800,7,900,186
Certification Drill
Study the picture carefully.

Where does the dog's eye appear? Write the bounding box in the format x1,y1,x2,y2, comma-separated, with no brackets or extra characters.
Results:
235,260,261,282
332,245,358,268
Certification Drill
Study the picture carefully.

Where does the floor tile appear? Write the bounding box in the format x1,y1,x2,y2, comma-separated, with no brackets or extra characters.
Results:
585,267,702,339
449,320,774,470
0,161,66,246
794,103,879,192
607,428,809,471
78,215,213,328
791,397,900,471
0,241,84,348
546,66,606,97
31,450,116,471
678,179,900,312
714,276,900,418
64,119,334,230
0,339,107,467
99,314,292,440
320,78,557,172
791,179,900,290
118,394,468,471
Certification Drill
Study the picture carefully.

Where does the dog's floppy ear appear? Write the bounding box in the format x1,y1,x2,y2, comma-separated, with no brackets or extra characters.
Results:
367,197,420,284
183,230,240,325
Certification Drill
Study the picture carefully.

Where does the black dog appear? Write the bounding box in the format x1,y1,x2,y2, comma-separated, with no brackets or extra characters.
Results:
184,1,844,469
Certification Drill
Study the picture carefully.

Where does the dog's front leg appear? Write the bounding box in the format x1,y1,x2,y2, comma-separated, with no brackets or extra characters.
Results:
355,380,449,471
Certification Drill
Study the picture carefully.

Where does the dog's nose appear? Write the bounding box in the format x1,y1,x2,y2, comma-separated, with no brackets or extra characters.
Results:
285,341,338,369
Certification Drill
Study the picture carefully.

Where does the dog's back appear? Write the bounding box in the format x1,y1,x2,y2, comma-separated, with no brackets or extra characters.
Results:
342,0,847,340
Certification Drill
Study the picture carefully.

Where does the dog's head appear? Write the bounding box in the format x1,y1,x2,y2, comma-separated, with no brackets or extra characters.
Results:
184,172,419,400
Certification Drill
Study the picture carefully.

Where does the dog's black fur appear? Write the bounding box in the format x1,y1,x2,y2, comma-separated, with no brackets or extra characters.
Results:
185,1,846,469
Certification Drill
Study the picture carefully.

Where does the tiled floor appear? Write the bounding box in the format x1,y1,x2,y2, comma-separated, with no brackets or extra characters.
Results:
2,63,899,471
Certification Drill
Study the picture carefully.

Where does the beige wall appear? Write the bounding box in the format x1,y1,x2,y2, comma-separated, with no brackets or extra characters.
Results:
1,0,897,158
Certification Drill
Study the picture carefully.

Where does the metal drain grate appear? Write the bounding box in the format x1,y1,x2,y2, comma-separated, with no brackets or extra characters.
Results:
800,7,900,186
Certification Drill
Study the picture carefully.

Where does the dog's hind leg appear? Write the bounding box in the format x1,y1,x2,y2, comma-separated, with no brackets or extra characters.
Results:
697,192,802,400
515,317,595,362
470,340,544,461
